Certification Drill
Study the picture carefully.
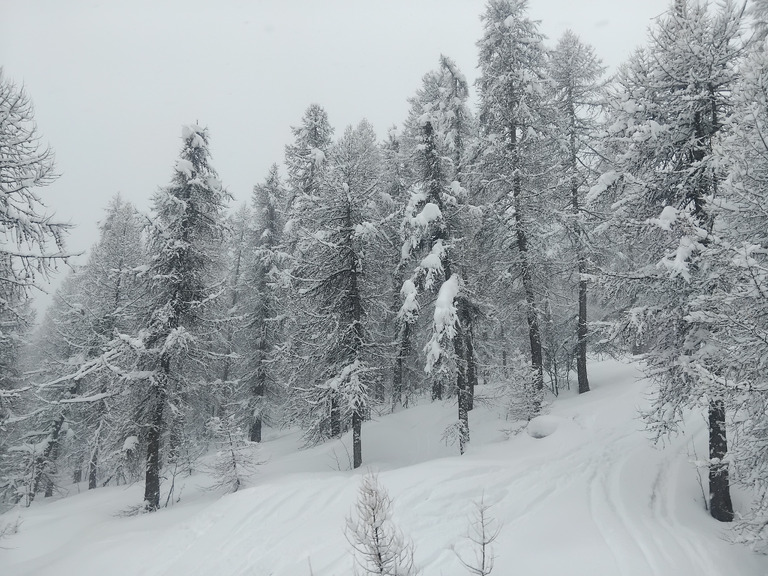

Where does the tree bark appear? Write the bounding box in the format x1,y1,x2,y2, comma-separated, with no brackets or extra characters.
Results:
576,252,590,394
708,398,733,522
454,318,470,454
28,413,64,505
143,361,167,511
465,316,477,411
508,123,544,398
352,409,362,469
392,321,411,411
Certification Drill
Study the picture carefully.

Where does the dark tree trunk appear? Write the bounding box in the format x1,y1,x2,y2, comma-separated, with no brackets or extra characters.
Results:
708,398,733,522
44,436,61,497
88,448,98,490
143,363,167,511
564,80,590,395
454,319,470,454
249,419,262,443
508,123,544,398
250,358,265,443
392,321,411,411
514,186,544,395
352,409,362,469
465,317,477,411
576,254,590,394
431,380,444,401
29,414,64,505
330,393,341,437
249,409,262,443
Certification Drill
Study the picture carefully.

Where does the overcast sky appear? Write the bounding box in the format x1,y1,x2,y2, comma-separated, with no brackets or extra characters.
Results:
1,0,671,313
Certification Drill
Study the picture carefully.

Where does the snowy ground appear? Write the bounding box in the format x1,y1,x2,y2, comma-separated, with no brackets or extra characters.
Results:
3,357,768,575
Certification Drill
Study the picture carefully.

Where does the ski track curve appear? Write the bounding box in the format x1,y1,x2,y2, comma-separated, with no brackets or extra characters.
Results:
581,420,729,576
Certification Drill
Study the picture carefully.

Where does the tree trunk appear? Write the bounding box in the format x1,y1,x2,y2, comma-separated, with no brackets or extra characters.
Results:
514,193,544,396
352,409,362,469
29,413,64,505
454,319,470,454
143,364,167,511
509,123,544,398
44,437,61,497
88,447,98,490
576,254,590,394
465,317,477,411
392,321,411,411
250,357,265,443
708,398,733,522
330,393,341,437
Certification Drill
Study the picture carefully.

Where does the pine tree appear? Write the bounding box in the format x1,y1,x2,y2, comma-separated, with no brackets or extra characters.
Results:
241,164,285,442
132,124,229,510
0,69,69,312
285,104,334,211
548,31,605,394
397,56,480,453
36,196,145,493
702,11,768,542
0,69,69,504
476,0,549,407
592,0,744,522
286,120,381,468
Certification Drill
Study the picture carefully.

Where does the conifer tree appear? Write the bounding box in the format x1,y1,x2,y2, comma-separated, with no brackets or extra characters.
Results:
241,164,285,442
548,31,605,394
286,120,381,468
133,124,229,510
397,56,481,452
476,0,549,408
592,0,744,522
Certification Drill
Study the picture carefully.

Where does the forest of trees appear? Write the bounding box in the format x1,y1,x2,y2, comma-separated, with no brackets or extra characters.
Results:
4,0,768,548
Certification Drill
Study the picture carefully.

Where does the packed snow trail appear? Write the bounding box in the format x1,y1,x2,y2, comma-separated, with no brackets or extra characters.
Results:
2,358,767,575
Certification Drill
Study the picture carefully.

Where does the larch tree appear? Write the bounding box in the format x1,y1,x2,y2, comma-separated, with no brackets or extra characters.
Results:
702,9,768,542
132,124,229,511
241,164,285,442
0,69,69,505
548,31,605,394
397,55,480,453
286,119,381,468
32,195,145,495
476,0,549,409
591,0,744,522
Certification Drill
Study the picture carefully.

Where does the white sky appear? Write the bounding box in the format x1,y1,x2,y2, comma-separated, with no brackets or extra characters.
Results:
1,0,671,313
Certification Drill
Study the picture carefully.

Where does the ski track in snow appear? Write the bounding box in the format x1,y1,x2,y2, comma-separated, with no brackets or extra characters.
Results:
3,358,768,576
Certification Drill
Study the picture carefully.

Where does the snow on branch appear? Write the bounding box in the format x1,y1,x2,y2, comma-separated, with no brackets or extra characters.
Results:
425,274,460,374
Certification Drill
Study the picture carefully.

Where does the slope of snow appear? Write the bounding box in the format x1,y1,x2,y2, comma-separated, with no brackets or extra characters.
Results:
2,358,767,575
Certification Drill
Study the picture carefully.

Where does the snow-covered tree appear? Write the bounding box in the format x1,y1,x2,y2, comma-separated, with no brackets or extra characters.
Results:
476,0,550,408
286,119,381,468
397,55,481,453
128,124,229,510
346,473,418,576
591,0,744,522
700,11,768,542
285,104,334,210
240,164,286,442
36,195,145,493
0,69,68,316
205,414,261,493
0,69,70,504
547,31,605,394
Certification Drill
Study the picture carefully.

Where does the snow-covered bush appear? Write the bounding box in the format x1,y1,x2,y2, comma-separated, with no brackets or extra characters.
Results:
205,416,262,493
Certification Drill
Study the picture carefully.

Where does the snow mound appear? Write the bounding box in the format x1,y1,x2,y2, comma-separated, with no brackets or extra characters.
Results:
526,414,560,438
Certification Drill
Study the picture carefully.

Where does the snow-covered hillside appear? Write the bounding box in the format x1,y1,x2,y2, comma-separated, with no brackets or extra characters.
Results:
2,358,766,575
